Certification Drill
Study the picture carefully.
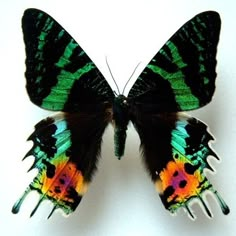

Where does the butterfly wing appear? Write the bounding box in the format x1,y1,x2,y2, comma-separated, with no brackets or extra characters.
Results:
13,8,114,217
129,11,229,218
131,112,229,218
22,8,114,112
12,111,112,217
128,11,221,112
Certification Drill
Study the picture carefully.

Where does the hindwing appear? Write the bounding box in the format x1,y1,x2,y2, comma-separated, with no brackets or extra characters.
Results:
13,110,112,217
131,112,229,218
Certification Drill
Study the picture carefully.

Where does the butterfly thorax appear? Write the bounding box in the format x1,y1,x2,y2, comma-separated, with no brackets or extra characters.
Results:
112,95,130,159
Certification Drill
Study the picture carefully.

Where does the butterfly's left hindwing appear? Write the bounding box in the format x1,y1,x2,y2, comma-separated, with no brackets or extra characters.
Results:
22,8,114,112
132,112,229,218
13,111,111,217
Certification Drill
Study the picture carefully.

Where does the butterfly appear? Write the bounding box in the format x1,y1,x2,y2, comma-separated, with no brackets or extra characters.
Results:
12,8,230,219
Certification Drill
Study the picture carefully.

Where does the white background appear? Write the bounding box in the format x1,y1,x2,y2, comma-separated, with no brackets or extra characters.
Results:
1,0,236,235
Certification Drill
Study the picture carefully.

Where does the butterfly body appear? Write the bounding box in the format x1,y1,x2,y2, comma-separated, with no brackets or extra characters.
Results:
12,8,230,219
112,95,131,158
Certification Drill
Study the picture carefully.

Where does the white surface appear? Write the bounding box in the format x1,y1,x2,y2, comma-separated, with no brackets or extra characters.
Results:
1,0,236,235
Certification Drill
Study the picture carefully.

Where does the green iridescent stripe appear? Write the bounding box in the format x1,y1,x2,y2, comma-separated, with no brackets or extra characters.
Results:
35,16,98,110
55,40,77,68
42,62,95,109
37,16,54,50
147,41,200,109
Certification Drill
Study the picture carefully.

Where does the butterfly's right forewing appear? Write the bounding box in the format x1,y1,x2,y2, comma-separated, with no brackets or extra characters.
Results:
23,8,114,112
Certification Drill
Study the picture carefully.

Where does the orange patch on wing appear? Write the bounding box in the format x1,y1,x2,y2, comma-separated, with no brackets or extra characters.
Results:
38,154,88,202
158,159,203,202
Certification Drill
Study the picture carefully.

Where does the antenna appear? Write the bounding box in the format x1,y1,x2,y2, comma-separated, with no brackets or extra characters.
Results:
122,62,141,95
105,57,120,94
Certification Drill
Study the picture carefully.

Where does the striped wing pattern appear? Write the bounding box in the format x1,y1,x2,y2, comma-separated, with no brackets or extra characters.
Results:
22,8,114,112
128,11,221,112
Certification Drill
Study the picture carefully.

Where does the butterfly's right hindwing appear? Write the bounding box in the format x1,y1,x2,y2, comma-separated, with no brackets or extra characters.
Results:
12,110,112,217
23,8,114,112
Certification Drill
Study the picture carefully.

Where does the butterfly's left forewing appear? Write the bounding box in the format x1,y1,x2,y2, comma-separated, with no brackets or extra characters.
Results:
129,11,221,112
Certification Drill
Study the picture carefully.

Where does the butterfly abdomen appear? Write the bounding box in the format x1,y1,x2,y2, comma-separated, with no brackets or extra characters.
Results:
114,127,127,159
113,95,130,159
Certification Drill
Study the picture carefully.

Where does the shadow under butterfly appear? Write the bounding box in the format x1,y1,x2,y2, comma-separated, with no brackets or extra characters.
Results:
12,8,230,219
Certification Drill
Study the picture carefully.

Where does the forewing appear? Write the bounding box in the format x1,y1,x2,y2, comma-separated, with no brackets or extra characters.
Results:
12,109,112,217
128,11,221,112
131,112,229,218
22,8,114,112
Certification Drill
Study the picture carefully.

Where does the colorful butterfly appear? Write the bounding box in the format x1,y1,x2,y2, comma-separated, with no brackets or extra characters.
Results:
12,8,230,219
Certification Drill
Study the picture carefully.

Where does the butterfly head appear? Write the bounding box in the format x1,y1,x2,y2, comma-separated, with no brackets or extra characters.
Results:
114,95,129,108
